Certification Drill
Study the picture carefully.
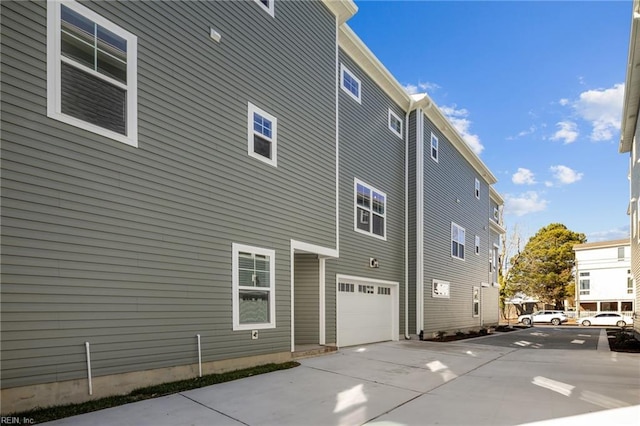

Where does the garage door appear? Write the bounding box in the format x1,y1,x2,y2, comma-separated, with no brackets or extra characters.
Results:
337,279,396,347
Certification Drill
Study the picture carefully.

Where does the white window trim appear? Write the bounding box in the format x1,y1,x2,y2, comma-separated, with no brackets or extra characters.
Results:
475,178,480,199
232,243,276,331
472,286,480,318
253,0,275,17
247,102,277,167
430,133,439,162
340,64,361,104
475,235,480,255
354,178,387,241
47,0,138,147
432,279,450,299
451,222,465,260
388,109,403,139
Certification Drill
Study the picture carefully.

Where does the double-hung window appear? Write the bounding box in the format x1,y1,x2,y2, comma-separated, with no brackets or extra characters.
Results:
47,0,137,147
475,178,480,199
579,272,590,296
472,287,480,317
388,109,403,138
247,102,277,167
355,179,386,239
430,133,438,162
475,235,480,255
232,244,276,330
451,222,465,260
340,64,361,103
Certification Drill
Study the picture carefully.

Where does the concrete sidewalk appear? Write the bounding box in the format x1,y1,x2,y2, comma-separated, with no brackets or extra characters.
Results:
43,328,640,426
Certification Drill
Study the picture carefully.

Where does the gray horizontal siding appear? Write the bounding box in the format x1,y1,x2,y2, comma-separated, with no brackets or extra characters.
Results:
1,0,337,389
329,49,406,337
407,111,417,334
421,112,492,334
294,254,320,345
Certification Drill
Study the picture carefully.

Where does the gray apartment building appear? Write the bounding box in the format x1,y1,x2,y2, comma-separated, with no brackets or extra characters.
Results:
0,0,504,412
619,0,640,340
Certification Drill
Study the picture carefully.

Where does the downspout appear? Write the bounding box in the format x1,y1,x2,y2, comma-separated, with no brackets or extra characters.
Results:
404,100,413,340
416,100,432,335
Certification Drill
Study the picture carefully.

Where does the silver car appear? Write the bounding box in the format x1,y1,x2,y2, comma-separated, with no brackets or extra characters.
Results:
518,310,568,326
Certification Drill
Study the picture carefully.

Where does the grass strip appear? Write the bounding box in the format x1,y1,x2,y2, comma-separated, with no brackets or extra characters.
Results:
9,361,300,424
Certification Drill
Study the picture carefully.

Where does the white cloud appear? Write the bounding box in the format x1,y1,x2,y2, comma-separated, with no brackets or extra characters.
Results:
587,226,630,242
404,81,440,95
550,121,579,144
573,83,624,141
503,192,548,217
550,165,583,184
439,105,484,155
512,168,536,185
559,98,570,106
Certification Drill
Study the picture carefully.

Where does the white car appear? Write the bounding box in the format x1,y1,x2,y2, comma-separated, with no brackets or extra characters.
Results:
518,310,568,326
579,313,633,327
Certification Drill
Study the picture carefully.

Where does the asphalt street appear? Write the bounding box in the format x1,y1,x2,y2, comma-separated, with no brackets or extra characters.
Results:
468,326,601,350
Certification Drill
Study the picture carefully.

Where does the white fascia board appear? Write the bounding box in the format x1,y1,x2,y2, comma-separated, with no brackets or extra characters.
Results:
620,0,640,154
338,24,412,111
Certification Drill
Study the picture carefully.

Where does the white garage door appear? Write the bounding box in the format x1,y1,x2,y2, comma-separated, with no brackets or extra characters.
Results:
337,278,397,347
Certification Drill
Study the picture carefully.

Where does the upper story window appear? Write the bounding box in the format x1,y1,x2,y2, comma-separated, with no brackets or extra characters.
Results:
618,246,625,261
388,109,403,138
354,179,386,240
340,64,361,104
628,274,633,295
254,0,275,17
493,206,499,221
47,0,138,147
451,222,465,260
232,243,276,330
475,235,480,255
247,102,277,167
475,178,480,199
430,133,439,162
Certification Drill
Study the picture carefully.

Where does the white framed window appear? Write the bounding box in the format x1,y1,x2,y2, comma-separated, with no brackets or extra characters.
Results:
358,284,374,294
475,178,480,199
475,235,480,255
388,109,403,138
339,282,355,292
579,272,590,296
247,102,277,167
340,64,361,104
232,243,276,330
432,279,450,299
253,0,274,17
628,274,633,295
493,206,499,221
451,222,465,260
354,179,386,240
378,286,391,295
47,0,137,147
430,133,439,162
618,246,625,261
472,286,480,317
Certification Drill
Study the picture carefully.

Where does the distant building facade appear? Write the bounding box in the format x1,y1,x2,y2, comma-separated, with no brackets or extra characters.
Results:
573,240,634,316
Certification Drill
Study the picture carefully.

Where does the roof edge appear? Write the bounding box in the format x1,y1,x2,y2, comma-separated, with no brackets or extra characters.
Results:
321,0,358,25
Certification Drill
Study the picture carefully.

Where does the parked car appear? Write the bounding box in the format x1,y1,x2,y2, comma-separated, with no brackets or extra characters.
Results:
518,310,568,326
579,313,633,327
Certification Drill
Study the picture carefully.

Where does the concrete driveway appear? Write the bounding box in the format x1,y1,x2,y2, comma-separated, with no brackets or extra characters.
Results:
44,328,640,426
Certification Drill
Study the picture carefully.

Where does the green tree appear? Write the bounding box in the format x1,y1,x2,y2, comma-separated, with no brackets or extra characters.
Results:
507,223,586,309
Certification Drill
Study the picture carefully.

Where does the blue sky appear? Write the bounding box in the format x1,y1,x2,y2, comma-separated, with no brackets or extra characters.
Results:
348,0,632,244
